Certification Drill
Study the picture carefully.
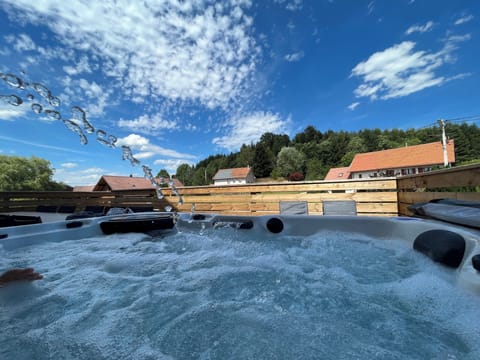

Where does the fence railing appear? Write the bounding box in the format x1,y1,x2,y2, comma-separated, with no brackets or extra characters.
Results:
397,163,480,216
0,190,169,213
2,163,479,217
167,178,398,216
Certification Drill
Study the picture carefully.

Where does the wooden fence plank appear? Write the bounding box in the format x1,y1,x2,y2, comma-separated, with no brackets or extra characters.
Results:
399,191,480,204
178,179,396,194
397,163,480,190
251,192,397,202
396,163,480,216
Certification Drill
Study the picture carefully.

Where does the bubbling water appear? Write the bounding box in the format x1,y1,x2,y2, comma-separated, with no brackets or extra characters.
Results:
0,230,479,359
0,71,183,206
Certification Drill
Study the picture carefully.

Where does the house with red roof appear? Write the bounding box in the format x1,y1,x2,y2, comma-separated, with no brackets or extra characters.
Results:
93,175,156,191
325,140,455,180
74,175,183,192
212,167,255,185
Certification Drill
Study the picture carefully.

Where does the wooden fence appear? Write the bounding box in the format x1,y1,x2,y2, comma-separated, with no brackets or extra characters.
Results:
0,178,398,216
2,163,479,217
167,178,398,216
397,163,480,216
0,190,169,213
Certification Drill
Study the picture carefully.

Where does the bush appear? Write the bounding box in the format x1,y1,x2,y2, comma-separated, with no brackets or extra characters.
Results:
288,172,304,181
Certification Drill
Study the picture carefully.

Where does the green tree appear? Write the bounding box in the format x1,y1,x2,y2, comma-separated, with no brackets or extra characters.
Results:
235,144,255,168
328,131,351,164
191,166,207,186
377,134,399,150
293,125,323,144
156,169,170,179
339,151,355,167
305,158,326,180
258,132,291,156
359,128,382,151
253,142,275,178
346,135,367,153
0,155,67,190
175,163,194,185
274,147,306,178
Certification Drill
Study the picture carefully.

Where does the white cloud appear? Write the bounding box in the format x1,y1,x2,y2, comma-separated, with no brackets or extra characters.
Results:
287,20,296,31
0,105,26,120
405,21,434,35
5,33,74,61
61,77,114,117
117,113,178,135
273,0,303,11
285,51,304,62
53,166,104,186
11,33,36,52
61,162,78,168
348,102,360,111
351,36,470,101
116,133,197,175
454,14,474,26
63,55,93,75
116,134,150,148
212,111,290,151
117,133,196,160
2,0,259,110
153,158,194,175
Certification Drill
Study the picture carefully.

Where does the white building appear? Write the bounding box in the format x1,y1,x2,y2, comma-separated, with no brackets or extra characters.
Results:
212,167,255,185
325,140,455,180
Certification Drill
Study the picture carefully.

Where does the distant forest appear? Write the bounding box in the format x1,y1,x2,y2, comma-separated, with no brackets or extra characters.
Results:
174,122,480,186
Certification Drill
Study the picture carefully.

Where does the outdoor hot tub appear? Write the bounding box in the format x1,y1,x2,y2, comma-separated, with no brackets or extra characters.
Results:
1,213,480,359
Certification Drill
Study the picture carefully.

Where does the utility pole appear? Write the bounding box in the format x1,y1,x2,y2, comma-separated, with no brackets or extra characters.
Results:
437,119,449,167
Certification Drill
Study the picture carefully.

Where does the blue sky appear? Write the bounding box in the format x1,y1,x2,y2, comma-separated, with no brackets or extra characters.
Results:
0,0,478,186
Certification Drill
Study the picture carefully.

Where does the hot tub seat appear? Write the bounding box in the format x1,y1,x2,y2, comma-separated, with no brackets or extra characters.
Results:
100,213,175,235
0,214,42,228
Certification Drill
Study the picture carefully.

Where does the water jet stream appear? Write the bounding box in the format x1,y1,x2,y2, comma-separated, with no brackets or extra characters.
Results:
0,71,183,207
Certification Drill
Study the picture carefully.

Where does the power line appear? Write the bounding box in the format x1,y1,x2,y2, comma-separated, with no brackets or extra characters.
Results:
416,122,439,130
415,115,480,131
444,114,480,122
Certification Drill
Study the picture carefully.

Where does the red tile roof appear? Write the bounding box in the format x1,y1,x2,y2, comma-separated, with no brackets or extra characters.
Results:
73,185,95,192
324,167,351,180
90,175,184,191
349,140,455,172
213,167,253,180
170,178,184,187
93,175,155,191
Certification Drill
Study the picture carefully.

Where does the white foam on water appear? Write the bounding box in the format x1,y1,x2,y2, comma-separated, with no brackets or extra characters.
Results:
1,229,479,359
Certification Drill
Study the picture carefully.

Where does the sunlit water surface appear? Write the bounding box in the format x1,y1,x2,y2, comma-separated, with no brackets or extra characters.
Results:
1,229,479,360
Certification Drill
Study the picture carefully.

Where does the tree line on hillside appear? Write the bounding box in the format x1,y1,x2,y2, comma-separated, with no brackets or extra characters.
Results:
173,122,480,186
2,123,479,191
